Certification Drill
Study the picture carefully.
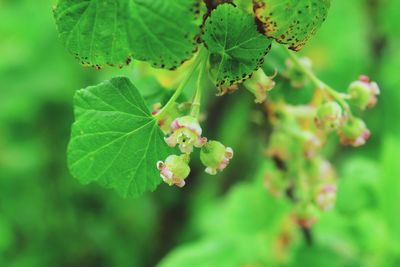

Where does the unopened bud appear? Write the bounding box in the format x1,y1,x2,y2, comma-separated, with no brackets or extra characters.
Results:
315,101,343,130
295,204,319,229
348,75,380,110
338,117,370,147
157,154,190,187
200,140,233,175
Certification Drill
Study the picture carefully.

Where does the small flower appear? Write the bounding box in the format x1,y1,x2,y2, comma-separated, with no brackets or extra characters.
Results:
165,116,207,153
315,184,337,211
338,117,370,147
315,101,343,130
200,140,233,175
348,75,380,110
295,204,319,229
243,68,276,103
157,154,190,188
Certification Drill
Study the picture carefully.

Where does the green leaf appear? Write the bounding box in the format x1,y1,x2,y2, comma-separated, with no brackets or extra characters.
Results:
254,0,331,51
202,4,272,87
54,0,200,69
67,77,172,198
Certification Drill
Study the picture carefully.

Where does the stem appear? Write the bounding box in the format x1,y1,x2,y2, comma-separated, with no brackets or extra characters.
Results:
301,227,314,246
281,46,352,115
190,50,208,118
285,48,321,87
153,48,204,120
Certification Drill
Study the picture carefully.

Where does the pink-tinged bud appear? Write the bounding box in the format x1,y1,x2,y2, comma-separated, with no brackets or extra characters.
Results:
338,117,370,147
157,154,190,187
295,204,319,229
316,184,337,211
244,68,276,103
200,141,233,175
348,75,380,110
315,101,343,131
164,116,207,153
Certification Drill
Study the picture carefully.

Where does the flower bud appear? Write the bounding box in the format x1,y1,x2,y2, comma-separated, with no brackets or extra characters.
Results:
157,154,190,187
165,116,207,153
295,204,319,229
315,184,337,211
243,68,276,103
200,140,233,175
338,117,370,147
315,101,343,130
348,75,380,109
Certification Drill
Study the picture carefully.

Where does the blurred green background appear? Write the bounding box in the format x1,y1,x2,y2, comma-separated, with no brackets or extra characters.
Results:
1,0,400,266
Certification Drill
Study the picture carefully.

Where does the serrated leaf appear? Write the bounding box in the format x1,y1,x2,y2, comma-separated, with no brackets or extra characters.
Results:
202,4,272,87
254,0,331,51
54,0,200,69
67,77,172,198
